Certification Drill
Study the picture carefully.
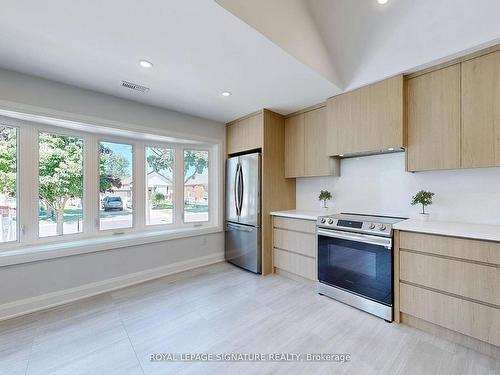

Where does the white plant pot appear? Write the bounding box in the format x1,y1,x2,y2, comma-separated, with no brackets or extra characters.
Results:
320,202,329,212
418,213,430,222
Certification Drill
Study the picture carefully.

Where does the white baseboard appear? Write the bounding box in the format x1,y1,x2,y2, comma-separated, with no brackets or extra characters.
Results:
0,252,224,322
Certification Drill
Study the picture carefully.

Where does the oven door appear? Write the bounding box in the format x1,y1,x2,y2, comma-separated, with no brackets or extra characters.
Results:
317,229,393,306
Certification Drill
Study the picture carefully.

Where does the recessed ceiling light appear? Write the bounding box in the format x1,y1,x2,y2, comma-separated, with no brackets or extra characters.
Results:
388,147,395,151
339,154,344,157
221,91,232,97
378,0,388,4
139,60,153,69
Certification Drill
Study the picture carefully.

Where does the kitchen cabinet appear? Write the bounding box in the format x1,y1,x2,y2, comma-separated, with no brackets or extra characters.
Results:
406,64,461,171
226,112,263,155
272,216,316,281
461,50,500,168
284,106,340,178
226,110,296,276
284,113,305,177
396,231,500,353
326,75,404,156
304,107,340,176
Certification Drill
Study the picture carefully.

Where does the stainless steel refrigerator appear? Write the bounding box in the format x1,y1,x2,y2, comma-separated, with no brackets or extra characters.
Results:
225,152,261,273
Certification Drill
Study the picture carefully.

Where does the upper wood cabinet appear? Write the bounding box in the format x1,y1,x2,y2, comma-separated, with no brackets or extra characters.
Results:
226,112,263,155
326,75,404,156
285,106,340,178
284,113,305,177
461,50,500,168
406,65,461,171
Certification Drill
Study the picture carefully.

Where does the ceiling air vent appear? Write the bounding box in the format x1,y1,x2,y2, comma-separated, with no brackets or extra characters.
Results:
121,80,150,93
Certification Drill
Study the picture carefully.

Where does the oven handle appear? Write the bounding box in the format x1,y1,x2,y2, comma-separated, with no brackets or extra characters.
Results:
317,229,392,249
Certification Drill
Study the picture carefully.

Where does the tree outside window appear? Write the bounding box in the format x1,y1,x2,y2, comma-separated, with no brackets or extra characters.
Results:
38,132,83,237
0,126,17,242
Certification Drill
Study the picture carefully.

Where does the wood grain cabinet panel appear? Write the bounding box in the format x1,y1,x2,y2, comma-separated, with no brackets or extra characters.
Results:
273,216,316,234
400,251,500,306
226,112,263,155
406,65,461,171
400,283,500,347
272,216,317,281
273,248,316,281
399,232,500,265
326,75,404,156
284,107,339,178
304,107,340,177
273,228,315,258
284,113,305,177
462,50,500,168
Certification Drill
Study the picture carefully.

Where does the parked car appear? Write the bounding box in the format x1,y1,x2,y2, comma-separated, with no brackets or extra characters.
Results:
102,196,123,211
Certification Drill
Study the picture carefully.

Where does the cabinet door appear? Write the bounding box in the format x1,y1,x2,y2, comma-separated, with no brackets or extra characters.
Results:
462,51,500,168
284,113,305,178
304,107,339,177
407,65,461,171
226,113,263,155
326,75,404,156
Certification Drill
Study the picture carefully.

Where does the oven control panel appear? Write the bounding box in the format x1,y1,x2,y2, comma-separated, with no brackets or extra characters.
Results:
317,215,397,236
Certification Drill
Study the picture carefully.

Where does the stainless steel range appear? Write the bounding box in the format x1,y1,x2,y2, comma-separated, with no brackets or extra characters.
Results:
316,213,405,321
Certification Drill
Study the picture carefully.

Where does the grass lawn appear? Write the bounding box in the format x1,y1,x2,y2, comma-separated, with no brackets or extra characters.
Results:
184,204,208,213
39,208,83,223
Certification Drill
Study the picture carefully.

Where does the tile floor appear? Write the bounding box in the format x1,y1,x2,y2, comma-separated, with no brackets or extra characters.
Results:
1,262,499,375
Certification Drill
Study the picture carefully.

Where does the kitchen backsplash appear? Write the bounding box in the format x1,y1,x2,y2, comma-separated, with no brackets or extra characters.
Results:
296,152,500,225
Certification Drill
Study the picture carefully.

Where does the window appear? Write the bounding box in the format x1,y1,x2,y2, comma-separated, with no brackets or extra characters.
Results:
0,116,218,251
146,146,174,225
0,126,17,243
183,150,209,223
39,132,84,237
99,141,133,230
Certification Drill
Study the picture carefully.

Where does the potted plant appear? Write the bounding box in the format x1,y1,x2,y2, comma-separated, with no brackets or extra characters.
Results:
318,190,332,211
411,190,435,222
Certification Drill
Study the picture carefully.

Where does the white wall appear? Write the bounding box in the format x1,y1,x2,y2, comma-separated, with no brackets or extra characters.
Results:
296,152,500,225
0,68,226,318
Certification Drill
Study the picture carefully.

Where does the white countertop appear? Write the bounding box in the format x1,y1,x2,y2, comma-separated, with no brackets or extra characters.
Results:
270,209,332,221
394,219,500,242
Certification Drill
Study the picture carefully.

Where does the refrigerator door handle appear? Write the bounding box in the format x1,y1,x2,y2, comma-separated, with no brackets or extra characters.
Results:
234,162,241,217
238,162,244,215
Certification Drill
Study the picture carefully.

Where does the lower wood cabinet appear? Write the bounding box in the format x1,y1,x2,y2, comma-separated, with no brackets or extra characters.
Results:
397,231,500,351
272,216,316,281
400,283,500,347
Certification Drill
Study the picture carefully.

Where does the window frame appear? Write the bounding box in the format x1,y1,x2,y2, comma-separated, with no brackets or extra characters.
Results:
0,123,19,245
182,147,210,225
97,138,136,233
144,144,176,228
0,115,220,253
37,129,86,239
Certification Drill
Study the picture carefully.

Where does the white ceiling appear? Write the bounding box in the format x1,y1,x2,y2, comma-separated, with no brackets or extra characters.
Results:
0,0,339,123
219,0,500,91
1,0,499,124
306,0,500,91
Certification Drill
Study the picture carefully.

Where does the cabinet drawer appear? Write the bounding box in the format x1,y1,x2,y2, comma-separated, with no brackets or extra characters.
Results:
273,248,316,281
400,232,500,265
400,251,500,306
273,216,316,234
273,228,315,258
400,283,500,347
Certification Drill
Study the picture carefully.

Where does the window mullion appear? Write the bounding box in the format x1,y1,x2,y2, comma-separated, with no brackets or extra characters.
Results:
134,143,145,230
18,126,38,243
175,146,184,225
84,135,98,237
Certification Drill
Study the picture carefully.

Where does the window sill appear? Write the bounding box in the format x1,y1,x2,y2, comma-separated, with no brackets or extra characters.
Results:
0,226,223,267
